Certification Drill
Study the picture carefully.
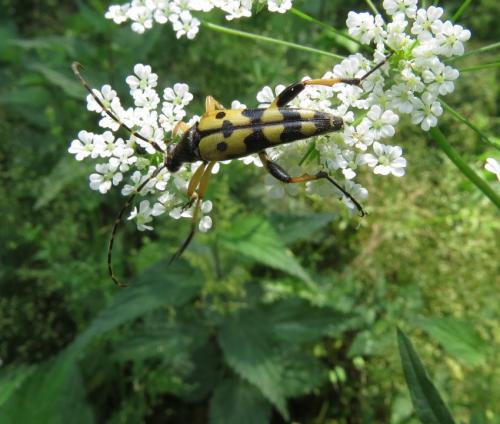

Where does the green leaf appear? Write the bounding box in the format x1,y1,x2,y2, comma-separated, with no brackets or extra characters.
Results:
220,215,312,284
219,310,289,419
209,378,272,424
35,157,91,209
417,318,487,366
27,63,85,99
0,353,95,424
270,212,334,245
397,329,456,424
0,260,203,423
0,86,50,107
0,365,36,408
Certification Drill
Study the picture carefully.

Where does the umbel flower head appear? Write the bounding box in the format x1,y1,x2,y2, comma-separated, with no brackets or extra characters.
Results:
105,0,295,38
71,0,470,232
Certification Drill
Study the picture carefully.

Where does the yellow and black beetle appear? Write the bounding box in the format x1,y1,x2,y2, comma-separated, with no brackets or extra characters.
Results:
73,56,389,287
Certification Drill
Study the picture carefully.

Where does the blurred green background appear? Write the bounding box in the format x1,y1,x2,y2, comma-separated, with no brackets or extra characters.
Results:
0,0,498,423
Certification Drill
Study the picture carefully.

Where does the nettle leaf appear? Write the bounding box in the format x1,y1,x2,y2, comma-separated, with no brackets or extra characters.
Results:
218,299,342,419
397,329,456,424
219,311,289,419
209,378,272,424
0,260,202,423
220,215,312,283
417,318,488,366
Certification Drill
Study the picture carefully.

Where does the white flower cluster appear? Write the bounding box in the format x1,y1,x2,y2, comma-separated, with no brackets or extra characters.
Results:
69,64,213,232
105,0,294,37
249,0,470,209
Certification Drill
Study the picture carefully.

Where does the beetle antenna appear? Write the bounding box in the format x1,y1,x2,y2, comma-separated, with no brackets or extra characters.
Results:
358,51,394,82
71,62,165,154
108,165,165,287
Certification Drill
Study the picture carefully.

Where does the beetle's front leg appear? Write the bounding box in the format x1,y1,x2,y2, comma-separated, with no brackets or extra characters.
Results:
169,161,216,264
204,95,225,114
258,152,365,216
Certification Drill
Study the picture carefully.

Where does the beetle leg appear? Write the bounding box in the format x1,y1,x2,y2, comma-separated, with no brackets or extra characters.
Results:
72,62,165,154
258,152,365,216
169,161,216,264
205,95,225,113
270,54,393,108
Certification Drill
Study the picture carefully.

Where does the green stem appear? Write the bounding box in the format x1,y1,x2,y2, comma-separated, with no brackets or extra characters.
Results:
289,7,366,48
429,127,500,210
440,99,500,150
364,0,382,17
446,41,500,63
452,0,472,21
459,61,500,72
202,21,345,60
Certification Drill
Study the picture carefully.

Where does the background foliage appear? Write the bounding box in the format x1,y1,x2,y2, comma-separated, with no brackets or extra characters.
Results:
0,0,498,422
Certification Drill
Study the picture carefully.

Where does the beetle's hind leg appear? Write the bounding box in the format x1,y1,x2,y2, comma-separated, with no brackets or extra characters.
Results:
258,152,365,216
169,161,216,264
270,53,393,108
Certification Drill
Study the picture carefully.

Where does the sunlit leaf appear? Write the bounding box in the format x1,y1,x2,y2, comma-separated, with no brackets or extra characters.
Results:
220,215,312,283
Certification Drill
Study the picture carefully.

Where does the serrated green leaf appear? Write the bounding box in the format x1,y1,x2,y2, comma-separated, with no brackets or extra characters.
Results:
220,215,312,283
219,311,289,420
397,329,456,424
280,351,328,398
209,378,272,424
0,260,202,423
417,318,487,366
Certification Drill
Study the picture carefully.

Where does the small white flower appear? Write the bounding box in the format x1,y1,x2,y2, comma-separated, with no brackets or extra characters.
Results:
231,99,247,109
86,85,117,113
199,215,213,232
128,200,154,231
89,161,123,194
105,5,129,24
436,21,471,57
362,142,407,176
383,0,417,18
126,64,158,91
422,60,459,96
68,130,96,161
267,0,292,13
485,158,500,181
172,10,200,39
163,83,193,109
410,92,443,131
411,6,444,40
343,122,374,151
388,83,418,113
366,105,399,139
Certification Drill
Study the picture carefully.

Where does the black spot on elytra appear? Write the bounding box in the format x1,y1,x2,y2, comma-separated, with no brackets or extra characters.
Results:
221,120,235,138
244,130,271,153
241,108,265,123
279,108,302,122
276,83,305,107
216,111,226,119
216,141,228,151
280,121,303,143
